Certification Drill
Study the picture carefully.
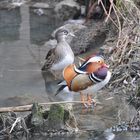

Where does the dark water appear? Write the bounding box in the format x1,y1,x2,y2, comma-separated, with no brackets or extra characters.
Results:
0,2,140,140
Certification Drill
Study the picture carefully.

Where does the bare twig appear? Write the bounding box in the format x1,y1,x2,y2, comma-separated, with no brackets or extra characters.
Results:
105,0,113,22
98,0,119,28
10,117,21,133
118,36,129,63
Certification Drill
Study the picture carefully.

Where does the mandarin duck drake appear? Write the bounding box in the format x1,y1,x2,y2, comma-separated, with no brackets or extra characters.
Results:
41,29,75,79
56,55,111,108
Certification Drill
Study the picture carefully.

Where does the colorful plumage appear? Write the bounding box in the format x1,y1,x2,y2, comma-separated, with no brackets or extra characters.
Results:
56,55,111,108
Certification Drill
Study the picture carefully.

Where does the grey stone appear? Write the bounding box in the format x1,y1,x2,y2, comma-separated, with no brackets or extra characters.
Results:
32,2,49,8
55,0,80,21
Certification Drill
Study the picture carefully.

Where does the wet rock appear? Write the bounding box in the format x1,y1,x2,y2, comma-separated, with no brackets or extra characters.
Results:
54,0,80,21
0,0,27,9
70,21,108,55
11,0,26,7
55,0,80,11
0,7,20,42
55,16,118,55
30,7,60,45
25,103,78,137
56,5,80,21
85,1,104,20
30,103,44,127
32,2,49,9
47,104,65,130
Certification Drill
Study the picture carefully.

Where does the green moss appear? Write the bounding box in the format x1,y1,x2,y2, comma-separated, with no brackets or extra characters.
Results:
31,102,44,126
47,104,65,129
48,104,64,122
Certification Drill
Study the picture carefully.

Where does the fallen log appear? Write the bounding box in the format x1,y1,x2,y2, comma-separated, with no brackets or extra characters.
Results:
0,100,101,113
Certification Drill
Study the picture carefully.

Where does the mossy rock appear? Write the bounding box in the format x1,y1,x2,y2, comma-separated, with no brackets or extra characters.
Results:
26,103,78,135
48,104,65,130
31,103,44,127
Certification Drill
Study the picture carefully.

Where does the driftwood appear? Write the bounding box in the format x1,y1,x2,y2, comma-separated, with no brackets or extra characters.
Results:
0,100,100,113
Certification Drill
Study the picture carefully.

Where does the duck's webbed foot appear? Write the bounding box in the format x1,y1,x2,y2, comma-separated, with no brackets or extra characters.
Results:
80,93,96,110
87,94,97,109
80,92,88,108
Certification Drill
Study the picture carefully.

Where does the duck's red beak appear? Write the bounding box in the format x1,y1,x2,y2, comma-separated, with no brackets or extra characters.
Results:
102,63,109,68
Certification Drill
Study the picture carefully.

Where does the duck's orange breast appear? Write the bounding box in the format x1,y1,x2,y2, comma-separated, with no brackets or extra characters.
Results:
63,64,77,89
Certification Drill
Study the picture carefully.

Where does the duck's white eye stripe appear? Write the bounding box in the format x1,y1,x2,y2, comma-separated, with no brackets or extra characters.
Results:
80,56,103,68
86,56,103,63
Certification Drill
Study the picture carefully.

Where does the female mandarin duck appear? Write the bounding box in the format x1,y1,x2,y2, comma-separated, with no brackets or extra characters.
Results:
41,29,75,78
56,54,111,108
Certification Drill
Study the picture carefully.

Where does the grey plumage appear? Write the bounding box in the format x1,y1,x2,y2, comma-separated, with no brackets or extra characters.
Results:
41,29,75,72
41,48,60,70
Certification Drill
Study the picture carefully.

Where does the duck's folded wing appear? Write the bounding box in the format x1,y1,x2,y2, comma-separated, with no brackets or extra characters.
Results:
41,48,56,70
70,74,94,92
45,48,55,59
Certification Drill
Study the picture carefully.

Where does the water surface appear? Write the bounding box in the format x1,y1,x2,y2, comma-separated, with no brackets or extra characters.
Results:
0,4,62,105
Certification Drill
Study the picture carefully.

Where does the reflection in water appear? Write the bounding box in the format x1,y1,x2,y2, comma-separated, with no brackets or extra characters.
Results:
0,8,20,42
0,4,62,103
30,7,62,45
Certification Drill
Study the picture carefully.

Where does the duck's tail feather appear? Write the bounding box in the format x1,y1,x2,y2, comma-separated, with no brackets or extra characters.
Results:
55,81,67,96
57,80,67,86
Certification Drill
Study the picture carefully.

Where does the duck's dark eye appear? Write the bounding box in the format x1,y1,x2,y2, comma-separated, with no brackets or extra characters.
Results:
63,31,68,34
